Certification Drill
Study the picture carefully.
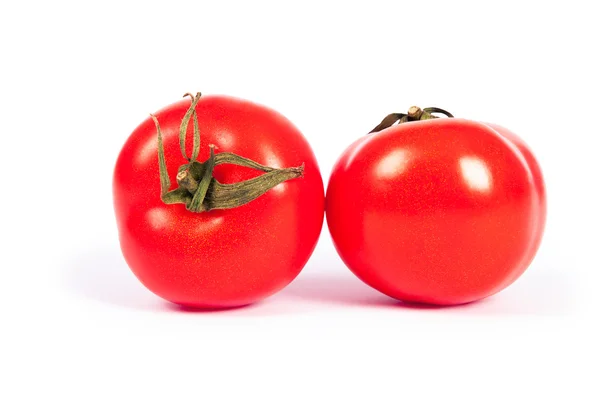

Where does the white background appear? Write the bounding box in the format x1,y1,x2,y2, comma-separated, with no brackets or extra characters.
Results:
1,1,598,398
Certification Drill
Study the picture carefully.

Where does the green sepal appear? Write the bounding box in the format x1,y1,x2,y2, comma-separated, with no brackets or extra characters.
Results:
214,152,275,172
369,106,454,134
161,187,191,206
202,164,304,211
151,114,171,196
179,93,202,160
151,91,305,214
191,109,200,162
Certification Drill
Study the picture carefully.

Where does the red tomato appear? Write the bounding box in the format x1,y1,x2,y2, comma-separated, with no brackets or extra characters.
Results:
114,95,324,308
326,116,546,305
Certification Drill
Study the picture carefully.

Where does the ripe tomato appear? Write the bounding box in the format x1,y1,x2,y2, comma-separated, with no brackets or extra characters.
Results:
114,94,324,308
326,110,546,305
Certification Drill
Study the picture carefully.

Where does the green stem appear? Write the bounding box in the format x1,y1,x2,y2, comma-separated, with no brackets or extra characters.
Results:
369,106,454,134
176,168,199,193
151,92,305,213
188,145,216,212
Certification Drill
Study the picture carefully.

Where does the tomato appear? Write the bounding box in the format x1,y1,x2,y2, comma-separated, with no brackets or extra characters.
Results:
113,94,324,308
326,109,546,305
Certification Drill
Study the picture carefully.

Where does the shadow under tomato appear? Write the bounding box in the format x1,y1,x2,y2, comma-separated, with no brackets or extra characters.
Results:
281,271,476,310
281,266,573,316
62,245,313,316
165,303,256,313
62,245,572,316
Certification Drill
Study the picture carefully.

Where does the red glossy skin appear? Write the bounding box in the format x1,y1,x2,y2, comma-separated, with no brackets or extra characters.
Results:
114,95,324,308
326,118,546,305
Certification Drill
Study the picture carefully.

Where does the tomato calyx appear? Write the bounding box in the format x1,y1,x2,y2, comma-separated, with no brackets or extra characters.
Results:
150,92,305,213
369,106,454,134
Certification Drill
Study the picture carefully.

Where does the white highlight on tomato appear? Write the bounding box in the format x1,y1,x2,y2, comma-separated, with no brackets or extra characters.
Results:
376,148,411,179
147,207,169,230
459,156,492,193
216,129,236,148
194,216,225,234
262,146,284,170
137,136,159,165
261,147,286,194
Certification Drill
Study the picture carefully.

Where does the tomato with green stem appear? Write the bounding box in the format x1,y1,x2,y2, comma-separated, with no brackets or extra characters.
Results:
113,93,324,308
326,106,546,305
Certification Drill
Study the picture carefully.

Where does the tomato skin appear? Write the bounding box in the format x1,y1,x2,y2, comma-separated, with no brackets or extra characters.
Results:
487,123,547,274
113,95,324,308
326,118,546,305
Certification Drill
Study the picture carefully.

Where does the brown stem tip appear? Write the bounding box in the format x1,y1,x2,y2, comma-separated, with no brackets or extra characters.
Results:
176,169,199,194
407,106,423,119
